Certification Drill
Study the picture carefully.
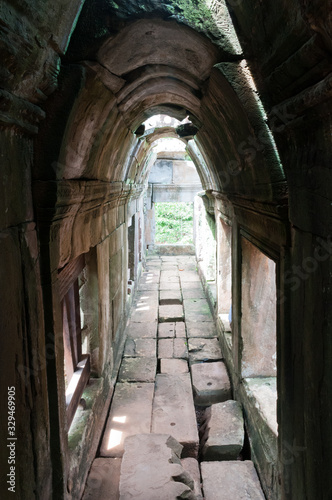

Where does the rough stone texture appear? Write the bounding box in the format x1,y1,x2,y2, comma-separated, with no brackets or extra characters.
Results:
159,304,184,322
119,434,197,500
126,321,157,338
182,287,207,299
183,298,213,322
191,361,231,406
200,400,244,460
152,374,199,457
186,321,216,338
159,282,182,291
82,458,122,499
160,289,183,305
158,322,175,338
176,321,186,337
201,461,265,499
123,338,156,357
181,458,203,500
158,338,188,359
118,357,157,383
100,383,154,457
188,338,223,364
160,359,189,374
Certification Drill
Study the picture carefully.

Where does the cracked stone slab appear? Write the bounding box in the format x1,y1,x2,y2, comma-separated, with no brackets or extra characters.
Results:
181,458,203,500
118,357,157,382
200,400,244,460
159,304,184,322
184,299,213,322
123,338,156,357
120,434,197,500
201,461,265,499
152,374,199,458
160,289,183,305
191,361,231,406
186,321,216,338
126,321,157,338
158,338,188,359
82,458,121,500
188,338,223,364
100,383,154,457
160,358,189,374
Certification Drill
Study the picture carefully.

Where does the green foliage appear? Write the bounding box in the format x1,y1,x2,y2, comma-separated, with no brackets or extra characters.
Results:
155,203,193,245
169,0,217,33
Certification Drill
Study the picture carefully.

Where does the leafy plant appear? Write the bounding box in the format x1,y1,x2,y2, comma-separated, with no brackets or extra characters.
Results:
155,202,194,244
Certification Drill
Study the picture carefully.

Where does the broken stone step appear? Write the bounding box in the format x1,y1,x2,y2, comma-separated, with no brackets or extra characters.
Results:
159,304,184,322
159,289,183,305
191,361,231,406
123,338,156,357
126,321,157,339
82,458,121,500
100,383,154,457
160,358,189,374
188,338,223,364
200,400,244,460
118,357,157,383
158,338,188,359
186,321,216,338
201,461,265,499
119,434,197,500
151,374,199,458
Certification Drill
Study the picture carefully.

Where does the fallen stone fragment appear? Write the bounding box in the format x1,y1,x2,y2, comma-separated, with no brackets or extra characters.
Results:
201,461,265,499
152,374,199,457
191,361,231,406
100,383,154,457
188,338,223,364
200,400,244,460
82,458,122,500
123,338,156,357
119,434,197,500
159,304,184,322
160,358,189,374
118,357,157,383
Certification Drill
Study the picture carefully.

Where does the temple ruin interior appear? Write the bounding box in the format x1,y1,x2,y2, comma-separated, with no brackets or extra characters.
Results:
0,0,331,498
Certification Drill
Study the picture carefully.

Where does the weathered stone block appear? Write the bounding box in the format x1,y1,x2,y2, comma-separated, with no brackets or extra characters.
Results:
188,338,223,364
152,374,199,457
186,321,216,338
183,298,213,322
160,359,189,374
100,383,154,457
82,458,122,500
201,461,265,499
200,400,244,460
119,434,197,500
126,321,157,338
118,357,157,382
191,361,231,406
123,338,156,357
159,304,184,322
181,458,203,500
175,321,186,337
158,322,175,338
158,338,188,359
159,289,183,305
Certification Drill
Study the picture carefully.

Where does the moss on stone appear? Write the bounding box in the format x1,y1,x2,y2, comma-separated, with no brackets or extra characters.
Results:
170,0,217,34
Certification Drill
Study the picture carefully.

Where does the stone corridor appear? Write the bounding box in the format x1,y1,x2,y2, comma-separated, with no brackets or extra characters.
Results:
82,255,265,499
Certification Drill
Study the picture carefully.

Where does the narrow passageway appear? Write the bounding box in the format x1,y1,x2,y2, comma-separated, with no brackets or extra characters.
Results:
82,255,265,499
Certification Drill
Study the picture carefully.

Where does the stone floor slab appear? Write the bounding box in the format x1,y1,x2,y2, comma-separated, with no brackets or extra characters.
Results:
151,374,199,457
159,282,181,291
201,461,265,499
200,400,244,460
118,357,157,383
179,271,201,282
159,289,183,305
126,321,157,339
160,358,189,374
182,287,206,299
191,361,231,405
184,299,213,322
175,321,186,337
138,282,159,291
159,304,184,322
120,434,197,500
123,338,156,357
100,383,154,457
158,322,175,338
188,338,223,364
186,321,216,338
181,281,203,290
82,458,121,500
158,338,188,359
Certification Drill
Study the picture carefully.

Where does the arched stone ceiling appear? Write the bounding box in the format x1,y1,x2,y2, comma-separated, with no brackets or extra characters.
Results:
54,10,287,204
